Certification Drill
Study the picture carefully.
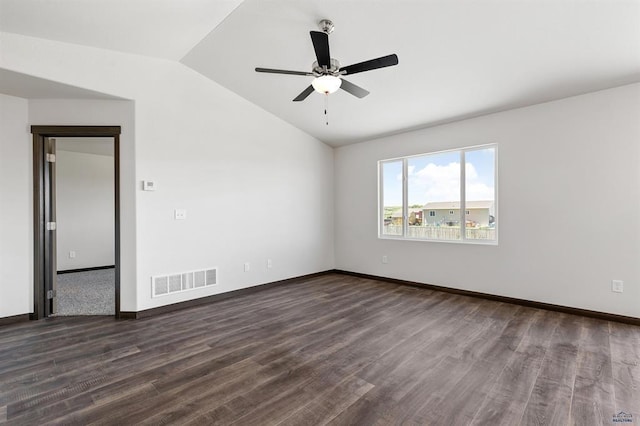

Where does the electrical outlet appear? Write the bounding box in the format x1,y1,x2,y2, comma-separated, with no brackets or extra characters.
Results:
174,209,187,220
382,255,388,264
267,259,273,269
612,280,624,293
69,251,76,259
244,262,250,272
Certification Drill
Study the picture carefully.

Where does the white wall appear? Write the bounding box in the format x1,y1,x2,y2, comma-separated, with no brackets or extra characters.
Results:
0,93,32,317
56,149,115,271
335,83,640,318
1,32,334,314
1,31,637,320
28,99,137,311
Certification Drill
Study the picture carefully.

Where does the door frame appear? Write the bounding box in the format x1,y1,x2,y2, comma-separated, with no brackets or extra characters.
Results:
31,126,122,319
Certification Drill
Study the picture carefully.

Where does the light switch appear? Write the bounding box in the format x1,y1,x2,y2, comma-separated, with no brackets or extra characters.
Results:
174,209,187,220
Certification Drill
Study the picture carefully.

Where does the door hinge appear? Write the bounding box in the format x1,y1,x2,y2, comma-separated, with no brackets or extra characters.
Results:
46,153,56,163
46,222,57,231
47,289,56,299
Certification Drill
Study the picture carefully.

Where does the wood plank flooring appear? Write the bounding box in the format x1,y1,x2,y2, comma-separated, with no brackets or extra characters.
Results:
1,273,639,425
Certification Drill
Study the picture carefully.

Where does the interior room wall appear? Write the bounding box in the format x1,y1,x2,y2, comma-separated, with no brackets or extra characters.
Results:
2,32,334,313
335,83,640,318
28,99,137,312
56,149,115,271
0,93,32,318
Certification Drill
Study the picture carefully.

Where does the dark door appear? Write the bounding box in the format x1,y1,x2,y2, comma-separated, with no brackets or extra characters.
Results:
44,137,58,316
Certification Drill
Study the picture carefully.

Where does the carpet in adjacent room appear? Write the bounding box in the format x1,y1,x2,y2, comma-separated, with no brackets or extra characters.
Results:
56,269,114,316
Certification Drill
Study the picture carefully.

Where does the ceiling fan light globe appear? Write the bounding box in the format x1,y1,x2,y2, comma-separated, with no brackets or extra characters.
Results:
312,75,342,94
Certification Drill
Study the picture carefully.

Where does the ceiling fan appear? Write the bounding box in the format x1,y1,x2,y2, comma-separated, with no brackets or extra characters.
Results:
255,19,399,102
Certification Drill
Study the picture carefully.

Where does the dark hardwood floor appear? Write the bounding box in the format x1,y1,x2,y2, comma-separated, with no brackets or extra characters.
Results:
1,273,638,425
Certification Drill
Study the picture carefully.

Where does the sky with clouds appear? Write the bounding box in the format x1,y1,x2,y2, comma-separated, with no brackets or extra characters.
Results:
382,147,495,207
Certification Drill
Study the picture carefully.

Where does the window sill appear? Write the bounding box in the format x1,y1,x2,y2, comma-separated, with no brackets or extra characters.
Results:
378,235,498,246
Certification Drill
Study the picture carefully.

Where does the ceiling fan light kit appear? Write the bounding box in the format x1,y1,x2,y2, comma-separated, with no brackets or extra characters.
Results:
312,75,342,94
255,18,399,102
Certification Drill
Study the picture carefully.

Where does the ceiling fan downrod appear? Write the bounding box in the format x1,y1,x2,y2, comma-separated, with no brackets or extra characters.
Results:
318,19,334,34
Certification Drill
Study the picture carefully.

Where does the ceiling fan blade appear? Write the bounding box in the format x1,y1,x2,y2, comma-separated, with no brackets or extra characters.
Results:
340,54,399,75
339,79,370,98
310,31,331,67
293,85,315,102
255,67,314,76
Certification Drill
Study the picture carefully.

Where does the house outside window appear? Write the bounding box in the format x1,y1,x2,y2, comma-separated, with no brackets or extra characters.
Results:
379,144,497,243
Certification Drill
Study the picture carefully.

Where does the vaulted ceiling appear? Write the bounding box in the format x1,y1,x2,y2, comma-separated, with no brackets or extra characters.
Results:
2,0,639,146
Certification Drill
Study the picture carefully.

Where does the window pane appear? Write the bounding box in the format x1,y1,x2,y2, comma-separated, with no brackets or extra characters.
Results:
408,152,460,240
465,148,496,240
381,161,403,236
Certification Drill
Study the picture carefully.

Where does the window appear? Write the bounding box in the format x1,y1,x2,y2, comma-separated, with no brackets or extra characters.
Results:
380,160,403,236
379,144,497,243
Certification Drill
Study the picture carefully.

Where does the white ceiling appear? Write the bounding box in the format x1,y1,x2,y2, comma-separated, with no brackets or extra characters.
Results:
2,0,639,146
0,69,123,100
0,0,242,60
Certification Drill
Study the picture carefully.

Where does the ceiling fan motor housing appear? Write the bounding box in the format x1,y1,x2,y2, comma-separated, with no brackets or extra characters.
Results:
312,58,341,76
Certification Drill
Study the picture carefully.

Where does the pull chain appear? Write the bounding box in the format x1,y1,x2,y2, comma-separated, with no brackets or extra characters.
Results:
324,93,329,125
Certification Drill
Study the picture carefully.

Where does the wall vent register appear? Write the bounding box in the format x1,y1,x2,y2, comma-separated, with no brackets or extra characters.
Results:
152,267,217,297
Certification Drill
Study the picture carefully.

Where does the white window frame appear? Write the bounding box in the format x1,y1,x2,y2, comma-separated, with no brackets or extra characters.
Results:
378,144,498,245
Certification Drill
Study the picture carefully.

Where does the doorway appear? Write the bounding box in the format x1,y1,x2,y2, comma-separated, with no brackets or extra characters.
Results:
56,137,115,315
31,126,121,319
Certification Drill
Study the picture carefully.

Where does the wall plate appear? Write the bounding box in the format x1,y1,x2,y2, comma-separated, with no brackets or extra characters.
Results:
143,180,156,191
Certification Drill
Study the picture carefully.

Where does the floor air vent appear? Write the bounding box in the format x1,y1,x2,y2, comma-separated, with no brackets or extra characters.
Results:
152,268,217,297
